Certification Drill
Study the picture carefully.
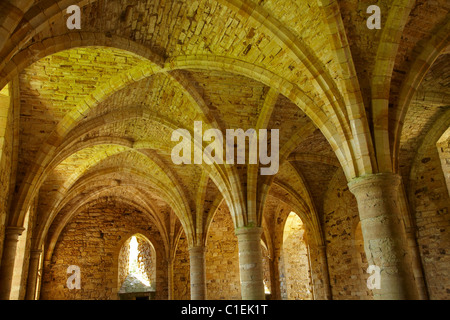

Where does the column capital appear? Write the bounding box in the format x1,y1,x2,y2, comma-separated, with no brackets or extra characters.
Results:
348,172,401,194
188,246,207,254
235,226,263,237
30,250,42,259
348,173,403,222
5,226,25,235
4,226,25,240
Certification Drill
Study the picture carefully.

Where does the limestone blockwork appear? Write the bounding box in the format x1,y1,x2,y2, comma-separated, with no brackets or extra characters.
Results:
39,199,167,300
0,0,448,301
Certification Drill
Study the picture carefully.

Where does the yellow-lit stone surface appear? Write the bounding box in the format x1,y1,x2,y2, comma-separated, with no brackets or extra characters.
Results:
0,0,448,301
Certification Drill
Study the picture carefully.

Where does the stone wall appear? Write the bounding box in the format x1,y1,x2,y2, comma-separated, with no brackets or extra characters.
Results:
323,170,373,300
117,235,156,290
437,134,450,195
308,244,330,300
410,140,450,299
137,236,156,288
205,204,241,300
40,199,167,300
117,238,130,290
172,233,190,300
172,203,272,300
34,158,449,301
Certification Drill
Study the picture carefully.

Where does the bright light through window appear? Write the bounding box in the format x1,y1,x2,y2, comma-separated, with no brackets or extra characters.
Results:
264,281,271,294
128,236,151,287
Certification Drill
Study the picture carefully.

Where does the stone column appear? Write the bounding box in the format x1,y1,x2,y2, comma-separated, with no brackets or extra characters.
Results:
0,226,25,300
235,227,265,300
348,173,418,300
189,246,206,300
25,249,42,300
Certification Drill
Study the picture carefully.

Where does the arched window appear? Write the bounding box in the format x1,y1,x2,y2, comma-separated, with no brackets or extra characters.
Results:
118,234,156,300
279,212,313,300
437,127,450,195
260,240,271,296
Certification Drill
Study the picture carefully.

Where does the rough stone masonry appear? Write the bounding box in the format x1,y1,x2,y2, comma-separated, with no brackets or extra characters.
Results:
0,0,448,302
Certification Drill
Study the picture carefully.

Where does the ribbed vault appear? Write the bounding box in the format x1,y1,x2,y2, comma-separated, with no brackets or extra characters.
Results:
0,0,448,301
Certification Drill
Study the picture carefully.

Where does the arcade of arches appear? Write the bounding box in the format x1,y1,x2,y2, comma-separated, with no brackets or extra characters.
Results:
0,0,448,300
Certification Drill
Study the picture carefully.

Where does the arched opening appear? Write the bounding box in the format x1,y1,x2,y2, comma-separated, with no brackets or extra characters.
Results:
117,234,156,300
410,113,450,300
279,212,313,300
0,84,10,153
261,240,272,297
437,127,450,196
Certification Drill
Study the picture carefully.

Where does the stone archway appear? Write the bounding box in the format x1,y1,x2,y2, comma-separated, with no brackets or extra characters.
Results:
117,234,156,300
436,127,450,195
279,212,313,300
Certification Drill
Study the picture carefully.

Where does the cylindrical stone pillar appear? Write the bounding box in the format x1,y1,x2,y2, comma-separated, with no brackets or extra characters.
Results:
348,173,418,300
0,227,25,300
189,246,206,300
25,250,42,300
235,227,265,300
